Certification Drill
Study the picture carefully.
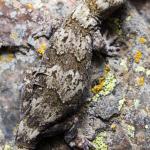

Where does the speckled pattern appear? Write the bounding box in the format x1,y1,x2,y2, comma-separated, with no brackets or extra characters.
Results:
89,1,150,149
0,0,78,149
0,0,78,47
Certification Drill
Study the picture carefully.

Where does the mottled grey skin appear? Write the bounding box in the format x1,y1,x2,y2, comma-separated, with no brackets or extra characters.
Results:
16,0,124,149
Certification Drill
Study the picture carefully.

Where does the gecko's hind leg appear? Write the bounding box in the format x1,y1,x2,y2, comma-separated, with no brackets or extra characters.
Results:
64,118,96,150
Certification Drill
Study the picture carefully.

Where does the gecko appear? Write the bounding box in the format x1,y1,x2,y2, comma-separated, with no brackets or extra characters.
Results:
16,0,125,149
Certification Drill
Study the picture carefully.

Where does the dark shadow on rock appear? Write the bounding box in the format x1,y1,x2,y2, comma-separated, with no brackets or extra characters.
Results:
36,135,70,150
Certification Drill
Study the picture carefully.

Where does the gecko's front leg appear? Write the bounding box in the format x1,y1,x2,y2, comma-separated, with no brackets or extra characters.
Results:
92,30,121,57
64,117,96,150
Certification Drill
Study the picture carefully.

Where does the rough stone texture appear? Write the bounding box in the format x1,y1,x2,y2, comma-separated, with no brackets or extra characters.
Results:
87,1,150,149
0,0,78,48
94,84,124,120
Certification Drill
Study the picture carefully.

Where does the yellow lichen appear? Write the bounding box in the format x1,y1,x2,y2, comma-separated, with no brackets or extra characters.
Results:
100,72,116,95
10,32,18,40
91,77,105,94
118,98,125,111
111,123,117,131
91,65,117,101
0,53,14,62
127,124,135,139
4,144,12,150
37,42,47,55
122,122,135,139
92,132,108,150
7,53,14,62
134,51,142,63
92,93,100,102
104,64,110,74
126,15,132,21
26,3,34,9
146,70,150,77
137,76,145,86
134,66,145,73
139,37,147,44
91,65,109,94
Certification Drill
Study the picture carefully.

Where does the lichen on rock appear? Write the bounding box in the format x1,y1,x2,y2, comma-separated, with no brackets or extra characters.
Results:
92,132,108,150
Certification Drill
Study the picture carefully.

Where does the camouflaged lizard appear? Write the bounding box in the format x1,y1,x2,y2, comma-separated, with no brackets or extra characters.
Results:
16,0,124,149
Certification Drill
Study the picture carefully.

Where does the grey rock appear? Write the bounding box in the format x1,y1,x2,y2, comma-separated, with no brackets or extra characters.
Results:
94,84,124,120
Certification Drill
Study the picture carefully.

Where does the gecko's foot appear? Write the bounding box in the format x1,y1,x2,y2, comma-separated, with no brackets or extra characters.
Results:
64,118,96,150
102,31,120,56
68,134,96,150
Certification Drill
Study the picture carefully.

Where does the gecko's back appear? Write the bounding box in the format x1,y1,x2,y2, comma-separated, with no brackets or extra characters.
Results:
16,0,124,149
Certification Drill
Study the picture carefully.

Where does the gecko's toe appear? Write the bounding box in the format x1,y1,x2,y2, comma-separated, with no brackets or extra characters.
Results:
68,134,96,150
102,32,121,56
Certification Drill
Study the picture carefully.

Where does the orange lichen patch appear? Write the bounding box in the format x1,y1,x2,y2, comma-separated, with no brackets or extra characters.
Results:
137,76,145,86
104,64,110,74
37,42,47,55
134,51,142,63
91,77,105,94
26,3,34,10
139,37,147,44
91,65,111,94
